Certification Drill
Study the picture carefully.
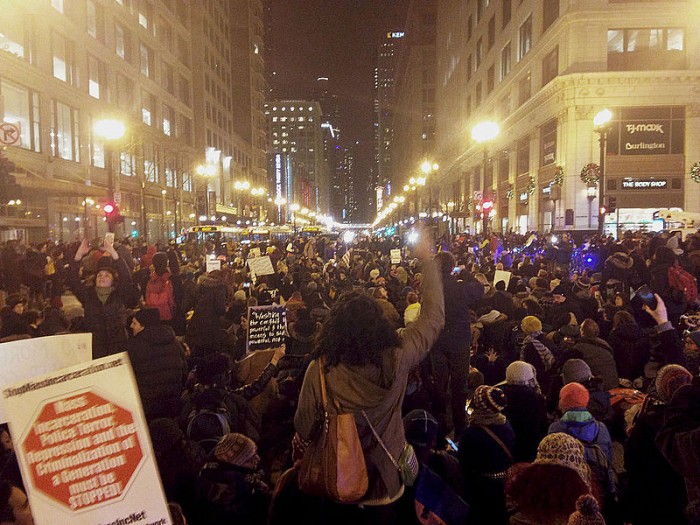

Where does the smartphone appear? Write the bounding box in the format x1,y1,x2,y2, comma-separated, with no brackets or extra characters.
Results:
453,266,461,275
243,283,251,289
104,232,115,246
631,284,657,313
446,438,459,452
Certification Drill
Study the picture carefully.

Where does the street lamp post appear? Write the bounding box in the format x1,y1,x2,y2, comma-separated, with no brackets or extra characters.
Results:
274,197,287,225
94,119,126,233
471,121,500,235
593,109,613,235
290,203,300,233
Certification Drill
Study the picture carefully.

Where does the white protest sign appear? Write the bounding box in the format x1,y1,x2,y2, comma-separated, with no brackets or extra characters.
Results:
206,258,221,273
0,334,92,423
390,249,401,264
1,353,172,525
249,247,261,258
247,255,275,276
493,269,512,289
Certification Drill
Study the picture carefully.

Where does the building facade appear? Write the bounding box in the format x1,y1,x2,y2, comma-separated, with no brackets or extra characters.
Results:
415,0,700,236
0,0,266,243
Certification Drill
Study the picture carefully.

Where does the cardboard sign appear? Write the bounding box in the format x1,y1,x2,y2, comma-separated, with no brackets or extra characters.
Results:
247,305,286,352
390,249,401,264
1,353,171,525
493,269,512,289
248,247,261,258
247,255,275,276
0,334,92,423
206,258,221,273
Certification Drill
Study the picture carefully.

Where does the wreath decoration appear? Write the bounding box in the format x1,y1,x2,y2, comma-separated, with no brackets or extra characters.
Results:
526,176,536,195
580,163,600,185
466,197,473,211
691,161,700,184
553,165,565,186
505,188,514,200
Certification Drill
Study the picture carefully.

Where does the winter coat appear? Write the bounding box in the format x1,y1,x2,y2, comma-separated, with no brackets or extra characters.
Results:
608,323,651,381
650,261,686,325
127,324,187,421
0,309,30,339
189,275,228,352
68,257,137,359
433,276,484,355
549,409,612,465
294,259,444,505
501,384,548,462
521,334,560,392
572,337,619,390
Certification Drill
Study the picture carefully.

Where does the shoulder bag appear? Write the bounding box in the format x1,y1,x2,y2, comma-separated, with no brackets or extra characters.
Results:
363,411,420,487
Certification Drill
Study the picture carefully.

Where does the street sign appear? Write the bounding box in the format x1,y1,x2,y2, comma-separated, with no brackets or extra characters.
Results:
473,191,483,202
0,121,21,146
113,191,122,205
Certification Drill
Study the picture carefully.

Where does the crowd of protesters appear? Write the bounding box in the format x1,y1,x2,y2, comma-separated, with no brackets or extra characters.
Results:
0,224,699,525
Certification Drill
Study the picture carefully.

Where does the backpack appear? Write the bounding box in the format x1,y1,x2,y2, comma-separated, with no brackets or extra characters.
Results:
187,404,232,454
668,263,698,304
145,275,175,321
580,428,616,497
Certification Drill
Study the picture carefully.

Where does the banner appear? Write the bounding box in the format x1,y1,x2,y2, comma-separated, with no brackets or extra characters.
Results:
0,334,92,423
247,255,275,276
1,354,171,525
493,270,512,289
247,305,286,352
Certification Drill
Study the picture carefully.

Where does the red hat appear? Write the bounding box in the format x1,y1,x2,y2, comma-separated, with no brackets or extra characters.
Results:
559,382,590,412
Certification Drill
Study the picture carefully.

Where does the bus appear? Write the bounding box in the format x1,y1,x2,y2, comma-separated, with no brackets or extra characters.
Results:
653,209,700,240
183,225,293,245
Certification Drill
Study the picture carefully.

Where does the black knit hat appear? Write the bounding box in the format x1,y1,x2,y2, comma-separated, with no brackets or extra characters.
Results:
403,409,438,448
134,308,160,327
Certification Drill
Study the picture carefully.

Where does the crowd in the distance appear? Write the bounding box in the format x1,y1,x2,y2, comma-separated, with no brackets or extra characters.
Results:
0,225,699,525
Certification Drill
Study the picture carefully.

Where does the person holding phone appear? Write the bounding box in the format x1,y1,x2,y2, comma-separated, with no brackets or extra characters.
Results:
68,238,138,359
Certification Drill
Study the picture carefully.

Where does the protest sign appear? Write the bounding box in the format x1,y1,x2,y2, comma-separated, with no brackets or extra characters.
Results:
0,334,92,423
493,269,512,289
248,247,261,258
390,249,401,264
247,255,275,276
206,258,222,273
1,353,171,525
247,304,286,352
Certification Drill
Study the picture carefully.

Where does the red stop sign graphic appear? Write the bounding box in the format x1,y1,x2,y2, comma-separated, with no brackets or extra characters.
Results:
21,391,144,511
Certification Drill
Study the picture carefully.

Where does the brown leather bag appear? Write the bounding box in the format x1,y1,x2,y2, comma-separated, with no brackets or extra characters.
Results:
298,358,369,503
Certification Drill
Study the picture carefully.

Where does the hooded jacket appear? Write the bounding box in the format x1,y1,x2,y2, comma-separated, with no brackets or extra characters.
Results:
573,337,619,391
548,408,613,467
608,322,651,381
294,259,444,505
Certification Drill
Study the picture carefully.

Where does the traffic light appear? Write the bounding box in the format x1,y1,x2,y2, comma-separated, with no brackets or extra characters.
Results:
0,152,21,204
103,202,123,232
482,200,493,216
607,196,617,214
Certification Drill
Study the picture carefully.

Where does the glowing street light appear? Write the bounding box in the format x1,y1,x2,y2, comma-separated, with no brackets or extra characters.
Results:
94,119,126,141
195,164,216,176
471,121,500,143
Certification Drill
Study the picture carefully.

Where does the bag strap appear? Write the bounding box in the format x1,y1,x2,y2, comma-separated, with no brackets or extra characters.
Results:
317,357,329,412
362,411,400,470
477,425,513,462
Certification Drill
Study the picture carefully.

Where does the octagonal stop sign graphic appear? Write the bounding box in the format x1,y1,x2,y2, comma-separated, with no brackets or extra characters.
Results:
21,391,144,511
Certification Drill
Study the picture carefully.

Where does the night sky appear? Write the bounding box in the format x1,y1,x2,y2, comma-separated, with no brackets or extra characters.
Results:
266,0,410,218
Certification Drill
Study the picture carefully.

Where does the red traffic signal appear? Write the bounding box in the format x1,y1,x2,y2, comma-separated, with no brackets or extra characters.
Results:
482,200,494,211
103,203,115,214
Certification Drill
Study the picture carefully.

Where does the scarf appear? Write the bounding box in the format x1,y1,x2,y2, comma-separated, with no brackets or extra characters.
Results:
521,331,556,371
96,286,114,304
469,408,507,427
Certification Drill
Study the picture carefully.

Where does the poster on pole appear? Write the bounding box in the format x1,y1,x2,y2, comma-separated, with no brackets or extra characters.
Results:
493,270,512,289
390,249,402,264
0,334,92,423
1,353,172,525
206,258,221,273
247,304,287,352
246,255,275,276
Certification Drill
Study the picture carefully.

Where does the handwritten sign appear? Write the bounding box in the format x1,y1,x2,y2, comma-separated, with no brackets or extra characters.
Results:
493,270,512,289
1,354,171,525
249,247,261,258
247,255,275,276
206,259,221,273
247,305,287,352
0,334,92,423
390,249,401,264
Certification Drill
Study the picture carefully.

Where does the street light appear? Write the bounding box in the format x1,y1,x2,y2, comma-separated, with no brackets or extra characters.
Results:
471,121,500,234
94,119,126,234
290,203,300,232
274,196,287,224
593,109,613,235
587,184,598,228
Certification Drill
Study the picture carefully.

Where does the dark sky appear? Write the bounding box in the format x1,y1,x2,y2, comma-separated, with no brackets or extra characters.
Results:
266,0,409,148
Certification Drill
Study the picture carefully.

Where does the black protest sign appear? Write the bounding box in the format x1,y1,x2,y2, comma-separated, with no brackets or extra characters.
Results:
246,305,287,351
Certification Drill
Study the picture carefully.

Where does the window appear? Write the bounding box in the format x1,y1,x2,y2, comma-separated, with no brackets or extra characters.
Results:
543,0,560,32
467,15,473,41
115,23,131,62
90,118,105,168
52,31,76,84
180,115,192,145
182,171,192,192
120,151,134,177
50,100,80,161
139,0,153,33
162,104,174,135
518,15,532,61
476,38,484,67
162,62,175,94
0,12,34,62
144,144,159,183
86,0,104,41
608,28,685,70
502,0,512,29
488,16,496,50
487,66,495,94
542,46,558,85
540,119,557,167
177,35,190,66
501,42,512,79
179,76,190,106
517,137,530,175
87,55,105,99
141,90,155,125
499,151,510,182
116,73,134,110
518,72,531,105
140,43,153,78
0,79,40,152
475,82,482,107
466,54,473,81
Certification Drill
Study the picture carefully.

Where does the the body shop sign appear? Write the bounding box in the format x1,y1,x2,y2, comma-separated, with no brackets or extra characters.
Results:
608,106,685,156
621,178,667,190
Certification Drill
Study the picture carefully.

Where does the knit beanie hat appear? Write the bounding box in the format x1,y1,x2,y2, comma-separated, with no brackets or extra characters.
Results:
472,385,507,414
506,361,537,387
559,382,590,412
134,308,160,328
214,433,257,467
567,494,606,525
655,364,693,403
521,315,543,335
403,409,438,449
562,359,593,385
152,252,168,274
535,432,591,487
233,290,247,302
